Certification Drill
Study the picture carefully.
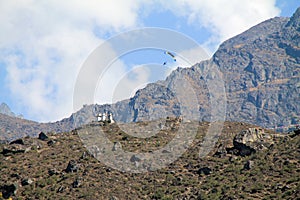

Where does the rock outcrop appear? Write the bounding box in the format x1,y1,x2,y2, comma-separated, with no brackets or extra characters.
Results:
0,103,22,118
2,144,31,155
227,128,273,156
66,160,79,173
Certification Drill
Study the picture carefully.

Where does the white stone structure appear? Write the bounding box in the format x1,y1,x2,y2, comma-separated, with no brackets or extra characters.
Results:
102,112,107,121
97,113,102,122
97,111,114,123
108,113,115,123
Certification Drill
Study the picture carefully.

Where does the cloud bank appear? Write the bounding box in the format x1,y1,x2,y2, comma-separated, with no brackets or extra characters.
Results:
156,0,280,50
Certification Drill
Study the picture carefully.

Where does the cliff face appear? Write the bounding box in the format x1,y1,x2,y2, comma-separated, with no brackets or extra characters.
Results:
99,8,299,129
213,13,300,128
67,8,300,129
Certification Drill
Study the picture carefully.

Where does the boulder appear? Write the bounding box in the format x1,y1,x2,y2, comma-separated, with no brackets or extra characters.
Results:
80,151,88,159
21,178,33,186
234,128,263,144
47,140,56,146
38,132,48,141
243,160,254,170
9,139,25,145
0,183,18,199
231,128,271,156
112,142,122,151
57,186,65,193
130,155,141,162
2,144,30,155
72,177,83,188
198,167,212,175
66,160,79,173
48,168,59,176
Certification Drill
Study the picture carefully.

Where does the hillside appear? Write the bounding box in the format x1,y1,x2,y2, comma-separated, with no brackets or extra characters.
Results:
0,120,299,199
0,114,73,142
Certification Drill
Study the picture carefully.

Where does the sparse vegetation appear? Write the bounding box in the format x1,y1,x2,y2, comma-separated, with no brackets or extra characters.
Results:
0,121,299,199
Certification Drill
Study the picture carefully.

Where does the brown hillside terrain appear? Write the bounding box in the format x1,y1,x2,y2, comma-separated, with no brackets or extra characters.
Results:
0,120,299,199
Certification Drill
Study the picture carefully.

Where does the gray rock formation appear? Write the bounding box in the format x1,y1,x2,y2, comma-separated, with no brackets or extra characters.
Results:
70,8,300,130
231,128,273,156
0,103,23,118
0,103,16,117
66,160,79,173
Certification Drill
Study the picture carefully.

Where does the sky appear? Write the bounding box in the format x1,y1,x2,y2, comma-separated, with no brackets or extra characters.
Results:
0,0,299,122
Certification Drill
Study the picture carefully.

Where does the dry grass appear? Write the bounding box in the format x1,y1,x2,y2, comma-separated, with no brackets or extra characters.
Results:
0,120,299,199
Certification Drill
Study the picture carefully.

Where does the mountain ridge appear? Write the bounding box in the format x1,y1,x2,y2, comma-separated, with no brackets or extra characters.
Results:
0,103,23,119
72,9,299,129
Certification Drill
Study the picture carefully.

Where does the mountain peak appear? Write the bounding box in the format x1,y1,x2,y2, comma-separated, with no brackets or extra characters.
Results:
0,103,23,119
0,103,15,117
286,7,300,28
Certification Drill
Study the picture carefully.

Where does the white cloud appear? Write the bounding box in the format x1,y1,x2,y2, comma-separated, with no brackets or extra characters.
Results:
95,64,151,104
177,46,210,67
0,0,142,122
156,0,280,50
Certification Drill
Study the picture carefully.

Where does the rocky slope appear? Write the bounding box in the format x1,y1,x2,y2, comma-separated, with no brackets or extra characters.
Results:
0,114,73,142
71,8,300,129
0,120,299,199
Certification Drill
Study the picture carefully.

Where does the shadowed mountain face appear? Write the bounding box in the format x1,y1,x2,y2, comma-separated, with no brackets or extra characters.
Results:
1,8,299,142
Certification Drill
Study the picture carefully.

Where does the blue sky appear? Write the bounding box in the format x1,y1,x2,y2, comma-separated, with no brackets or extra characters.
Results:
0,0,299,122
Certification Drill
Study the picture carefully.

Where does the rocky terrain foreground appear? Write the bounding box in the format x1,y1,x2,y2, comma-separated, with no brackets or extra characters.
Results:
0,119,299,199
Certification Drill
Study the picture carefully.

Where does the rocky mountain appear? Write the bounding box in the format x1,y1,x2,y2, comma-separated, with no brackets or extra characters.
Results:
70,8,300,129
0,103,23,118
0,120,299,199
0,114,73,142
1,8,299,142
